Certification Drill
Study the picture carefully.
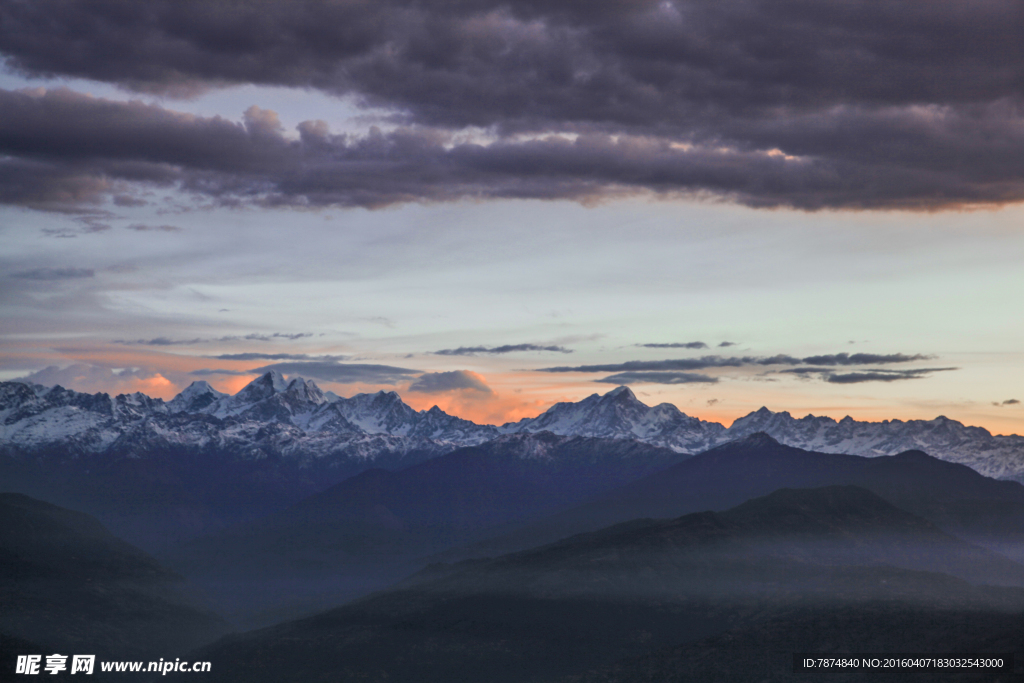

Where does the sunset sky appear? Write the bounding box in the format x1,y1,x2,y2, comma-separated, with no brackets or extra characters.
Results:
1,1,1022,432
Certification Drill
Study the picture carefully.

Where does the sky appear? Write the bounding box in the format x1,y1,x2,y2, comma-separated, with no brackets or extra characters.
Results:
1,0,1022,432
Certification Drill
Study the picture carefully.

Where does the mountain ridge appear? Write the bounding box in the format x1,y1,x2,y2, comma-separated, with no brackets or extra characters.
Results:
192,484,1024,683
3,375,1022,479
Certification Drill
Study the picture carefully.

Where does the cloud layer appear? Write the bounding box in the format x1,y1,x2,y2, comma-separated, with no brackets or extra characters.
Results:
433,344,572,355
596,371,716,385
1,0,1023,210
783,367,958,384
408,370,494,394
249,361,419,385
541,351,949,385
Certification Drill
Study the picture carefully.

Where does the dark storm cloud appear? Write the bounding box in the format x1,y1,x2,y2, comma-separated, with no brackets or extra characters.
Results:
249,361,419,385
638,342,707,349
408,370,493,393
993,399,1021,406
11,267,94,280
0,88,880,211
595,371,717,385
1,0,1024,211
2,1,1021,123
434,344,572,355
718,342,737,348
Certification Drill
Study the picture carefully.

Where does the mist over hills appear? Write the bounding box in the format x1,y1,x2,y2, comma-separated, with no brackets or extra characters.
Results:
5,373,1024,680
0,493,227,660
165,433,691,624
195,486,1024,683
152,430,1024,628
457,433,1024,564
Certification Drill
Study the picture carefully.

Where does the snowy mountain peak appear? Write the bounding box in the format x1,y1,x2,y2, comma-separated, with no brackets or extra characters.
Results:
233,371,289,403
284,377,326,405
605,385,637,401
167,381,227,414
4,379,1024,481
507,385,726,453
180,380,218,398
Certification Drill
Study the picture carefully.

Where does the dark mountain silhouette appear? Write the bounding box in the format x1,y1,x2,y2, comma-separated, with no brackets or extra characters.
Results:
166,432,690,626
459,433,1024,562
194,486,1024,683
0,430,443,554
0,493,229,660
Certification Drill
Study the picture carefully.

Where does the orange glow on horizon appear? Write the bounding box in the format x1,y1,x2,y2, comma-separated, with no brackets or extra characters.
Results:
400,390,554,426
3,340,1020,436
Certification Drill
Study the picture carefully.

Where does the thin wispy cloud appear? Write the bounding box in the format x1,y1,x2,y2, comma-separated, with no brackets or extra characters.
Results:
540,352,934,373
434,344,572,356
801,353,932,366
638,342,708,350
825,368,958,384
595,371,717,385
114,333,315,346
12,267,94,280
189,368,253,377
782,367,958,384
215,353,346,362
544,351,951,385
249,361,419,385
126,223,182,232
408,370,494,394
116,337,205,346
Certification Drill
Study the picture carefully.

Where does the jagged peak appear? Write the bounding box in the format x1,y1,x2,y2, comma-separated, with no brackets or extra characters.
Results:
285,375,320,391
232,370,290,402
251,370,288,391
605,386,637,400
176,380,222,398
284,376,326,402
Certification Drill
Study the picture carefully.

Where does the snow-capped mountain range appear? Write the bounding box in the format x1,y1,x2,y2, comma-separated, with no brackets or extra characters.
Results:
0,372,497,465
503,386,727,453
2,373,1023,480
